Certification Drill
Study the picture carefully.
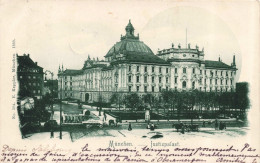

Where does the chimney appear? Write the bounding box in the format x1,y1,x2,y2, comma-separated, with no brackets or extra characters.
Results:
35,62,38,65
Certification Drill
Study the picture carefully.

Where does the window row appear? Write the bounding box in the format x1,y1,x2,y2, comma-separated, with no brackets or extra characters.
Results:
128,85,169,92
129,66,169,73
128,76,169,83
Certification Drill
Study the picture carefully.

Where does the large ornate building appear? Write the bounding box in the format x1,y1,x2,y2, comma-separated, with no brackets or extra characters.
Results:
58,20,237,103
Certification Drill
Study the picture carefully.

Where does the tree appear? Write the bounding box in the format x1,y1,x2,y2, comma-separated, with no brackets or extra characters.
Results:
143,93,155,112
125,93,143,111
236,82,250,117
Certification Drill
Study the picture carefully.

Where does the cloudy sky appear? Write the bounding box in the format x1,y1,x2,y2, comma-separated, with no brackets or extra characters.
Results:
3,0,256,80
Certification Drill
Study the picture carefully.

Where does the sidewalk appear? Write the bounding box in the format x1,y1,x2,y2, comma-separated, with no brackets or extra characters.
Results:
24,131,71,141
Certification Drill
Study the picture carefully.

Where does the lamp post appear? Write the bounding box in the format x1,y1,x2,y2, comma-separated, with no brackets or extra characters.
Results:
59,74,63,139
44,70,54,138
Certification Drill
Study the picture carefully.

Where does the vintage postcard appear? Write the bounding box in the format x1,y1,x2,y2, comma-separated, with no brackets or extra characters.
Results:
0,0,259,162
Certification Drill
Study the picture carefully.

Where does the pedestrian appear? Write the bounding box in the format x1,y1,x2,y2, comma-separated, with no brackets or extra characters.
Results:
203,120,206,127
128,122,132,131
147,123,150,129
104,112,107,121
181,125,185,134
150,123,155,131
215,119,218,130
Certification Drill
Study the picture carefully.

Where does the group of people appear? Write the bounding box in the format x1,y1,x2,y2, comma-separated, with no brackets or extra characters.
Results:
215,119,227,130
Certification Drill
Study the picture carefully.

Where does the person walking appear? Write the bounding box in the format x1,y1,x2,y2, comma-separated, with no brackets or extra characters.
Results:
128,122,132,131
150,123,155,131
104,112,107,121
202,120,206,127
215,119,219,130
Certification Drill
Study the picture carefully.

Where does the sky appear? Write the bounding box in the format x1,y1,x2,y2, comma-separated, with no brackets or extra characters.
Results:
3,1,247,79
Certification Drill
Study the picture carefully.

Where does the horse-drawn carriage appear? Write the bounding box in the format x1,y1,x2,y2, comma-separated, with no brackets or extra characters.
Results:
173,123,199,132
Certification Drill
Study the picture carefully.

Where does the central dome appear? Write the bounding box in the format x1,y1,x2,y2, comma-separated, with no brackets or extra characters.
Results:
105,20,154,57
105,39,155,57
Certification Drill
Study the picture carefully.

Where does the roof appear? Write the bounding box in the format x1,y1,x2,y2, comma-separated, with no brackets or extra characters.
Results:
17,54,43,69
105,39,154,57
111,53,170,65
205,60,234,69
157,48,204,56
62,69,83,75
82,60,108,69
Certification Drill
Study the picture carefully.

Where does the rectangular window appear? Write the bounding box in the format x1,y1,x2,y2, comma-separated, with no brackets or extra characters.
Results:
70,82,72,85
231,79,233,85
200,70,202,75
70,76,72,80
33,90,36,93
128,76,131,82
175,68,178,74
221,79,223,85
152,76,154,83
226,80,228,85
159,77,161,83
136,86,139,92
137,66,140,72
166,68,168,73
166,77,168,83
152,86,155,92
221,71,223,76
129,65,131,71
144,86,147,92
128,86,132,92
210,79,212,84
144,66,147,72
159,86,162,92
204,70,206,75
215,71,217,75
152,67,155,72
183,68,186,73
28,76,31,79
166,86,168,91
226,72,228,76
204,79,206,84
33,76,36,79
144,76,147,83
136,76,140,83
175,77,177,84
215,79,217,85
159,67,162,73
38,90,40,93
192,68,195,74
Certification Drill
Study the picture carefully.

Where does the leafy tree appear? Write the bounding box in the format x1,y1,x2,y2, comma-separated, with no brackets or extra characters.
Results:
143,93,155,112
125,93,143,111
236,82,250,117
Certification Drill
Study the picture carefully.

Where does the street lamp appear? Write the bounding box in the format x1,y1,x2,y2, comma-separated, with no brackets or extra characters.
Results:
44,70,54,138
59,73,63,139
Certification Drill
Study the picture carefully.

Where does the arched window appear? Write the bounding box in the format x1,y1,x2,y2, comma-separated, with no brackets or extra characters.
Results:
182,81,187,89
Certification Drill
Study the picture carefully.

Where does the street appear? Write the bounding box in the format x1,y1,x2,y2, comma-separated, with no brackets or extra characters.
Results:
29,103,249,142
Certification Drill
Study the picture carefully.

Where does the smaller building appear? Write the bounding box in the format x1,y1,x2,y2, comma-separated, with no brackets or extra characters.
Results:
17,54,44,99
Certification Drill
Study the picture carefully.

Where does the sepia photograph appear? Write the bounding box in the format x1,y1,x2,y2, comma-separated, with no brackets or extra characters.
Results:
0,0,259,162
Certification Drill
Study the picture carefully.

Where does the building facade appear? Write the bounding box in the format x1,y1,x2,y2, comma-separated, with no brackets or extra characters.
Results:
17,54,44,99
58,20,237,103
